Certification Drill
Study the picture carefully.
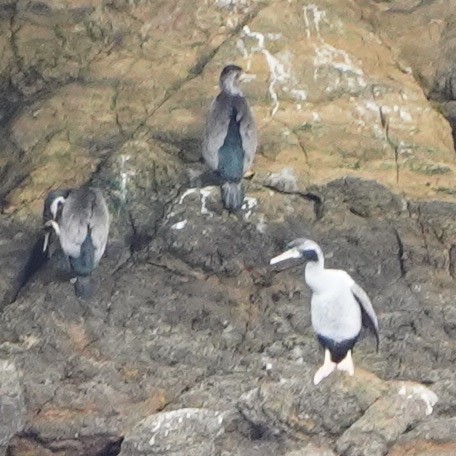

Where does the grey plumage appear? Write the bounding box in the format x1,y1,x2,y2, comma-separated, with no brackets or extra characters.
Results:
270,238,379,384
202,64,257,211
45,186,110,299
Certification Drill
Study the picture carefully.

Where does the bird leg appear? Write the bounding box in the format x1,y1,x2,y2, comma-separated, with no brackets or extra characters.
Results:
336,350,355,376
313,349,337,385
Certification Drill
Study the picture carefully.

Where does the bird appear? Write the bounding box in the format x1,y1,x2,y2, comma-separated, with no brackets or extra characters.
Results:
270,239,379,385
202,64,257,212
44,186,110,299
8,189,71,303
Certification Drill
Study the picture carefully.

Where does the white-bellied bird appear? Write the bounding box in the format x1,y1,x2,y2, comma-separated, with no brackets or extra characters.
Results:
270,239,379,385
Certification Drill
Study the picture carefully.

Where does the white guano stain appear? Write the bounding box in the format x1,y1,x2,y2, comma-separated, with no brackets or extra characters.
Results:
354,99,414,139
303,4,328,40
171,220,187,230
240,26,308,116
303,4,416,133
242,196,257,220
214,0,253,27
119,155,136,203
256,215,266,233
398,384,438,416
302,4,367,95
313,43,366,92
179,187,215,218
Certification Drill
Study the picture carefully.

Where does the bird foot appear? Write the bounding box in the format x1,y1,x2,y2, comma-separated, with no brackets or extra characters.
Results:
313,361,336,385
336,352,355,376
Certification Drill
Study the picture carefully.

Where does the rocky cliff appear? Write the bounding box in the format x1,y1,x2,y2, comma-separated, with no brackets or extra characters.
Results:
0,0,455,455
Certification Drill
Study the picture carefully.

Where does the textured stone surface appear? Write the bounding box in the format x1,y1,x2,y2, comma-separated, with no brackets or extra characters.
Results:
285,445,337,456
0,360,26,456
336,383,438,456
0,0,455,455
0,0,455,222
0,175,454,455
120,409,227,456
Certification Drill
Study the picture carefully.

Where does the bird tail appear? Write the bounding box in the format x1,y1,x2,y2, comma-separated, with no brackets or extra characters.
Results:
73,275,94,299
10,234,50,303
221,181,244,212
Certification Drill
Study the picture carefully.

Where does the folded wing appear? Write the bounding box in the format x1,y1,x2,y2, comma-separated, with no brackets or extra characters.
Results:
203,94,257,174
59,188,109,267
202,96,231,171
235,97,257,171
351,281,379,351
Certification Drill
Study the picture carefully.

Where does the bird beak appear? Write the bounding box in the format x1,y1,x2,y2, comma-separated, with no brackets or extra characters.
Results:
270,248,301,265
238,73,256,83
42,231,50,253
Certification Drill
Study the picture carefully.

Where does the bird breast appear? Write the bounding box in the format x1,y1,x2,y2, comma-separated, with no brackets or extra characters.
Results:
310,288,362,342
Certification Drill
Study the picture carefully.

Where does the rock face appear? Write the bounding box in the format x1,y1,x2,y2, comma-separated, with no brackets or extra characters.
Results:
0,0,455,221
120,408,227,456
0,360,26,456
0,0,455,455
357,0,456,144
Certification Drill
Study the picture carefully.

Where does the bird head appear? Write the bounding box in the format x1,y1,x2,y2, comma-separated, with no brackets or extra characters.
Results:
43,189,71,222
270,238,323,265
42,189,70,253
219,64,244,95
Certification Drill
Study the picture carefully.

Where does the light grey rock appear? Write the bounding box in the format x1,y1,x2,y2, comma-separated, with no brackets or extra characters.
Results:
0,360,26,456
264,169,299,194
120,408,228,456
285,444,336,456
237,363,386,439
336,382,438,456
398,416,456,443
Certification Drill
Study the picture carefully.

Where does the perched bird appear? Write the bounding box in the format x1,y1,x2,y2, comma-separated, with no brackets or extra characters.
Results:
270,239,379,385
45,186,110,299
202,64,257,212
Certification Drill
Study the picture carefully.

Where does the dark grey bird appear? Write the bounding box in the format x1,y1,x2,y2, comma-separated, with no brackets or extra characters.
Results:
202,64,257,212
45,186,110,299
270,239,379,385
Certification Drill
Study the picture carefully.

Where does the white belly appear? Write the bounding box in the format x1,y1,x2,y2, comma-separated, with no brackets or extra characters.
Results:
311,290,362,342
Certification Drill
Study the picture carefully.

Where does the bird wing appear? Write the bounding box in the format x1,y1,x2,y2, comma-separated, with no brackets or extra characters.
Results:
351,280,379,351
234,97,257,172
58,188,109,264
59,206,90,258
88,189,110,265
202,95,231,171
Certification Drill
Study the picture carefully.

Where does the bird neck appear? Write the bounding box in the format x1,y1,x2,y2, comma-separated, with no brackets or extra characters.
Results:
221,81,243,96
304,259,326,292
